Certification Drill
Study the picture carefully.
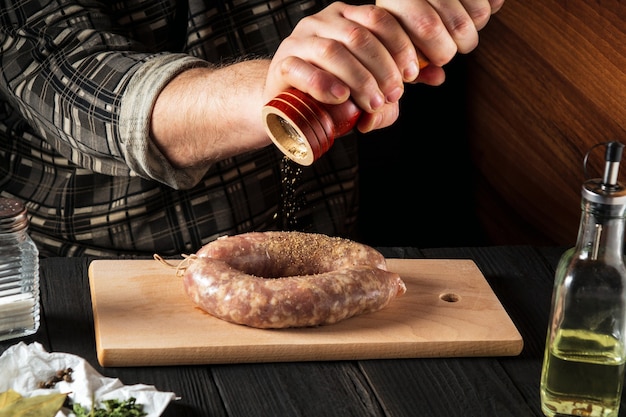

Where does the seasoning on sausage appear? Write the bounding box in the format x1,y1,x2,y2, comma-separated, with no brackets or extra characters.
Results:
182,231,406,328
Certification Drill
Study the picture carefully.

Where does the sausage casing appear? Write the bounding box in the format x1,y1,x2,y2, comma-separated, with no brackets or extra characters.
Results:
183,231,406,328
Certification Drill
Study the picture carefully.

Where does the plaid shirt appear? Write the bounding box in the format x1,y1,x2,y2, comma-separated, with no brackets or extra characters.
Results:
0,0,359,257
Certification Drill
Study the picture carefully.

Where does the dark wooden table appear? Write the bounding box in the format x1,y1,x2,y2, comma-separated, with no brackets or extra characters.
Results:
3,245,624,417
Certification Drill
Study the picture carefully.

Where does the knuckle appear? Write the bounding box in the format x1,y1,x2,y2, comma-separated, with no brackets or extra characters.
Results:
344,25,377,52
277,55,301,77
447,13,474,35
362,4,392,26
378,67,404,93
411,13,447,43
468,5,494,30
279,56,330,90
305,69,332,91
448,15,480,53
314,37,345,63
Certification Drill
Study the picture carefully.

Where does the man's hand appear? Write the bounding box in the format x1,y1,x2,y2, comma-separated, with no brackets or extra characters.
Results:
377,0,505,84
266,2,424,133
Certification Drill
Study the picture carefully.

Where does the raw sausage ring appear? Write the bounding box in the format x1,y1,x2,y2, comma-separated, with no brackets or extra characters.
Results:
182,231,406,329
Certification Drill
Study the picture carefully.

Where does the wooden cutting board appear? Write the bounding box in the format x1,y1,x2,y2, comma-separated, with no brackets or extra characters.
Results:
88,259,523,367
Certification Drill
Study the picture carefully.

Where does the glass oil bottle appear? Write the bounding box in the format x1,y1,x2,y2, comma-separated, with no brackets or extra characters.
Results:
540,141,626,417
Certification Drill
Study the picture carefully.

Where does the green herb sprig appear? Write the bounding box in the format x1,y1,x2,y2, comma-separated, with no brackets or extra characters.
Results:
72,397,147,417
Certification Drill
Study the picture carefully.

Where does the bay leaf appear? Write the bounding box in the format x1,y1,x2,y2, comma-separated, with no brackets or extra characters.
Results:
0,391,67,417
0,389,22,407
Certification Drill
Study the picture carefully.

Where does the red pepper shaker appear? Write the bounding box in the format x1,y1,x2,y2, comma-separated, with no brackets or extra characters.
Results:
262,59,429,166
262,88,361,166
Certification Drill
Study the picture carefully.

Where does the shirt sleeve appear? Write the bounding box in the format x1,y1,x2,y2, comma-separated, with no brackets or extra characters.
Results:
119,54,212,189
0,1,211,189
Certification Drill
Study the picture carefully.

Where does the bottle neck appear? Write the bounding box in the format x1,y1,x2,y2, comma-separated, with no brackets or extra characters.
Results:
575,201,626,260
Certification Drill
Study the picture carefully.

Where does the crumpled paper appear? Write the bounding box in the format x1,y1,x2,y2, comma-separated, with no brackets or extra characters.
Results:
0,342,176,417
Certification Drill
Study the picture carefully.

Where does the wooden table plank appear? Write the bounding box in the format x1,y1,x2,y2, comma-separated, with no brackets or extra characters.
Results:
360,357,534,417
212,361,386,417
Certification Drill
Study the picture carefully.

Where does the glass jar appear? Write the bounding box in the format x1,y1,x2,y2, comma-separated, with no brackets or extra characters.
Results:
0,197,40,341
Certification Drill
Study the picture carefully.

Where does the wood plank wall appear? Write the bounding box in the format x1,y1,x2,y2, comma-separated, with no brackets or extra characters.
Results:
466,0,626,245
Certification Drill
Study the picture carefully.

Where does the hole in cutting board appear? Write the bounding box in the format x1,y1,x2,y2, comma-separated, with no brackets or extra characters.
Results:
439,293,460,302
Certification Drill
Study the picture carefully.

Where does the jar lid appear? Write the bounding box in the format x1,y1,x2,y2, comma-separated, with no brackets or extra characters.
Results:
0,198,29,233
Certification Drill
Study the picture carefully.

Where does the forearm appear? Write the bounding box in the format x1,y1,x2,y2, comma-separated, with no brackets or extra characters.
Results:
150,60,273,169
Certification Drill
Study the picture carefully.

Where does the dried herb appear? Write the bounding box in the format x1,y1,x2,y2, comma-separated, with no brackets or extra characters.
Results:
37,367,74,388
0,389,67,417
72,397,147,417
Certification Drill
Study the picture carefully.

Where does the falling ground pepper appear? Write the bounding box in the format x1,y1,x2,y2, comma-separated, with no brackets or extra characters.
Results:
279,156,307,231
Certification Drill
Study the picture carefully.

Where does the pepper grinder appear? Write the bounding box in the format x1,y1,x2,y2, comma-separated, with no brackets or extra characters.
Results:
262,60,429,166
540,141,626,417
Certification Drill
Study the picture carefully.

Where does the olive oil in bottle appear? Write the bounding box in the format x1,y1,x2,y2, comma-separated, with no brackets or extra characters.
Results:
542,329,625,416
540,141,626,417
